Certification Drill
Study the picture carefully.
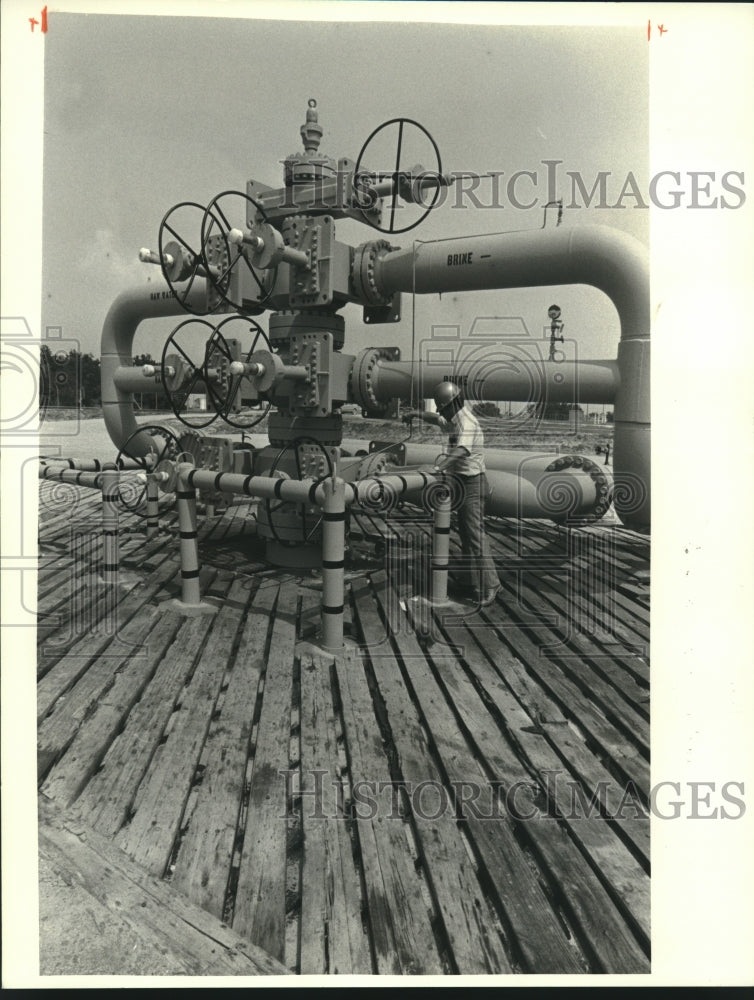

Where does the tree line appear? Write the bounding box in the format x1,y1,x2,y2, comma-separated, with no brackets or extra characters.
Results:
38,347,614,422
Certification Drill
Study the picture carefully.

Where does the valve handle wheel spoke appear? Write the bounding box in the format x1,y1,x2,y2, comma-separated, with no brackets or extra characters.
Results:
265,437,335,545
160,318,221,429
204,316,273,430
114,424,180,518
158,201,220,316
201,190,277,311
354,118,443,235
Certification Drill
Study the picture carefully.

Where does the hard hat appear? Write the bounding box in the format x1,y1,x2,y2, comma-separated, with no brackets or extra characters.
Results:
434,381,462,410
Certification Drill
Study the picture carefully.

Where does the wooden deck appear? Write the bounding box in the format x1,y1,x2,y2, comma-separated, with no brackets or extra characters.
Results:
37,476,651,977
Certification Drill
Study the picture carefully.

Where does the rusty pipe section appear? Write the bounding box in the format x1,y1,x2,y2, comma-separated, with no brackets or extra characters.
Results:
374,225,650,528
100,283,215,457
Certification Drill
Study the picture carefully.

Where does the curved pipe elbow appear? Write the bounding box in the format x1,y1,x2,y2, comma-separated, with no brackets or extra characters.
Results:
376,224,649,344
375,224,650,529
100,283,211,455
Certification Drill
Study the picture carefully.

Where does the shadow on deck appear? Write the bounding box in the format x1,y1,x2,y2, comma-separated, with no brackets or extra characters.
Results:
37,478,650,977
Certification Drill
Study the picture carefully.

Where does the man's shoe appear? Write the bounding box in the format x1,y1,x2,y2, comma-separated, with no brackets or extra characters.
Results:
480,584,502,607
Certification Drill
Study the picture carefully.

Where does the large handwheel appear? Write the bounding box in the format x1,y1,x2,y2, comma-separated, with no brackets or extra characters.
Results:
203,316,273,430
353,118,443,235
158,201,224,316
115,424,181,519
160,318,221,429
200,190,277,312
264,437,335,545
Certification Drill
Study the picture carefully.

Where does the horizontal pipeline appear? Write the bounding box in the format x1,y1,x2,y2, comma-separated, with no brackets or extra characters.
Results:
39,466,113,490
366,358,619,406
40,456,142,472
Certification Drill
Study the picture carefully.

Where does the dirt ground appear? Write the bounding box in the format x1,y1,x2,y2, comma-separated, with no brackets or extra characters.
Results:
40,408,613,461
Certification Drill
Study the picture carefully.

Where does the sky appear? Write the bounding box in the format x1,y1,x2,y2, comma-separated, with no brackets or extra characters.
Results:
40,14,649,363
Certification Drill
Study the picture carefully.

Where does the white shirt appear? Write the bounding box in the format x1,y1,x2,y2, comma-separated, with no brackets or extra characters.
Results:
439,405,486,476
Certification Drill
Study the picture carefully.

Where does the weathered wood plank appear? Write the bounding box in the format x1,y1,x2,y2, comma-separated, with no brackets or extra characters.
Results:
40,605,185,807
114,574,242,875
349,577,514,975
298,636,373,975
38,599,173,781
443,518,651,694
494,563,651,717
448,581,651,796
490,520,651,640
489,573,650,763
363,573,585,974
413,609,650,965
232,580,296,963
73,612,224,838
431,609,650,865
35,547,179,667
332,641,445,975
38,482,101,527
39,798,288,976
36,554,190,721
169,578,274,919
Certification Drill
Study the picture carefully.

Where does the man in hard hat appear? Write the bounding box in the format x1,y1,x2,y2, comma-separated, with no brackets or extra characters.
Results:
403,382,501,607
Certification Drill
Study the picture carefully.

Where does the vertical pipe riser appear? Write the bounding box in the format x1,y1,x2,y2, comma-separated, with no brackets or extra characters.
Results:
146,477,160,540
176,472,202,607
321,479,346,652
431,489,452,604
614,338,651,528
101,470,120,586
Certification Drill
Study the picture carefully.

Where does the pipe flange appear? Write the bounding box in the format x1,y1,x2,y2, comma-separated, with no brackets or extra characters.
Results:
352,240,396,305
350,347,395,418
544,454,613,522
356,451,394,478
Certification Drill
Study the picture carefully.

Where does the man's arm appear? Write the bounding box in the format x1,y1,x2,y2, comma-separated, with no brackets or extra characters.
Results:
431,445,470,473
402,409,446,428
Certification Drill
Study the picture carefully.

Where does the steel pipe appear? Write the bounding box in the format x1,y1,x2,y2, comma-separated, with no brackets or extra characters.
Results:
375,224,649,527
345,471,433,507
113,365,164,395
430,484,452,604
100,281,227,456
175,465,204,609
321,478,347,652
185,468,323,505
101,469,120,586
146,475,160,540
360,358,619,406
396,444,611,521
40,456,142,472
39,467,107,489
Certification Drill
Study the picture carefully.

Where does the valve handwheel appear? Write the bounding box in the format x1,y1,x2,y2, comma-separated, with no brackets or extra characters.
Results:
158,201,224,316
264,437,335,545
353,118,443,235
114,424,181,519
203,316,273,430
201,190,277,312
160,318,221,429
